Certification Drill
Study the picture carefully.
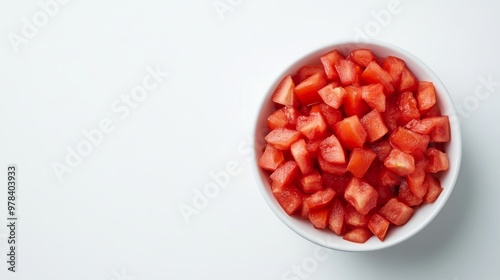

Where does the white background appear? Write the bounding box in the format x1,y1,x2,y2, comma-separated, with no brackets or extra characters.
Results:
1,0,499,279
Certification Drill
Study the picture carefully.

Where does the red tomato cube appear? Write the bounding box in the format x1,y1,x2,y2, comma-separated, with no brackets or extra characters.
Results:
305,188,336,211
334,115,368,150
343,228,372,243
407,158,428,198
361,109,389,143
379,198,414,226
318,103,343,130
329,199,345,235
318,84,346,109
361,61,395,95
335,59,361,86
361,83,386,112
426,148,449,173
347,148,377,178
398,179,423,206
298,170,323,194
344,86,370,118
383,148,415,176
296,112,327,140
265,128,302,150
269,161,299,189
344,177,378,215
258,144,285,171
370,140,393,161
368,213,390,241
399,67,418,93
349,49,376,67
417,81,437,112
283,106,301,127
398,92,421,125
322,173,352,194
273,185,304,215
345,205,370,227
293,65,326,84
423,174,443,203
294,73,327,106
389,127,430,158
428,116,451,143
267,109,288,130
309,208,330,229
382,56,405,84
272,75,299,107
379,166,401,187
319,135,346,164
318,154,348,175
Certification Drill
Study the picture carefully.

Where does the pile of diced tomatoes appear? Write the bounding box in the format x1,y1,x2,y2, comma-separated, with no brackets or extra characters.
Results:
258,48,451,243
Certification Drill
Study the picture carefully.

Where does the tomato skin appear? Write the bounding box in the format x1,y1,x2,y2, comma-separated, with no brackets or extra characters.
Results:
272,75,299,107
334,115,368,151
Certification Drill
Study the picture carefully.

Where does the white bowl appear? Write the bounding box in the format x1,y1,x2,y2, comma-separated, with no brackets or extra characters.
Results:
252,40,462,251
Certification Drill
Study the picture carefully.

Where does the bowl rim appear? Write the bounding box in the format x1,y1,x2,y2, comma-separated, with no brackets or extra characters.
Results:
251,39,462,252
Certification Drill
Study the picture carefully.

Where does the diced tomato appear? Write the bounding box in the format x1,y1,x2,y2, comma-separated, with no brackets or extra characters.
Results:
399,67,418,93
300,195,311,219
407,158,428,198
344,177,378,215
319,135,346,164
320,49,345,81
379,198,414,226
322,173,352,194
347,148,377,178
417,81,437,112
370,140,393,161
361,109,389,143
329,199,345,235
398,179,423,206
305,188,336,211
368,213,390,241
294,73,327,106
426,148,449,173
269,161,299,189
362,160,381,188
335,59,361,86
272,75,299,107
343,228,372,243
258,144,285,171
361,61,395,95
398,92,421,125
293,65,327,84
334,115,368,150
421,103,442,118
296,112,327,140
361,83,386,112
265,128,302,150
318,103,342,130
298,170,323,193
318,84,346,109
290,139,313,174
383,148,415,176
309,208,330,229
344,205,370,227
318,154,348,175
428,116,451,143
267,109,288,130
389,127,430,159
382,56,405,84
344,86,370,118
423,174,443,203
404,118,435,135
273,185,304,215
349,49,376,67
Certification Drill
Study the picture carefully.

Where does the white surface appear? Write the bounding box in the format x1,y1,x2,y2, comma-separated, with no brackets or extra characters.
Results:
0,0,498,279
